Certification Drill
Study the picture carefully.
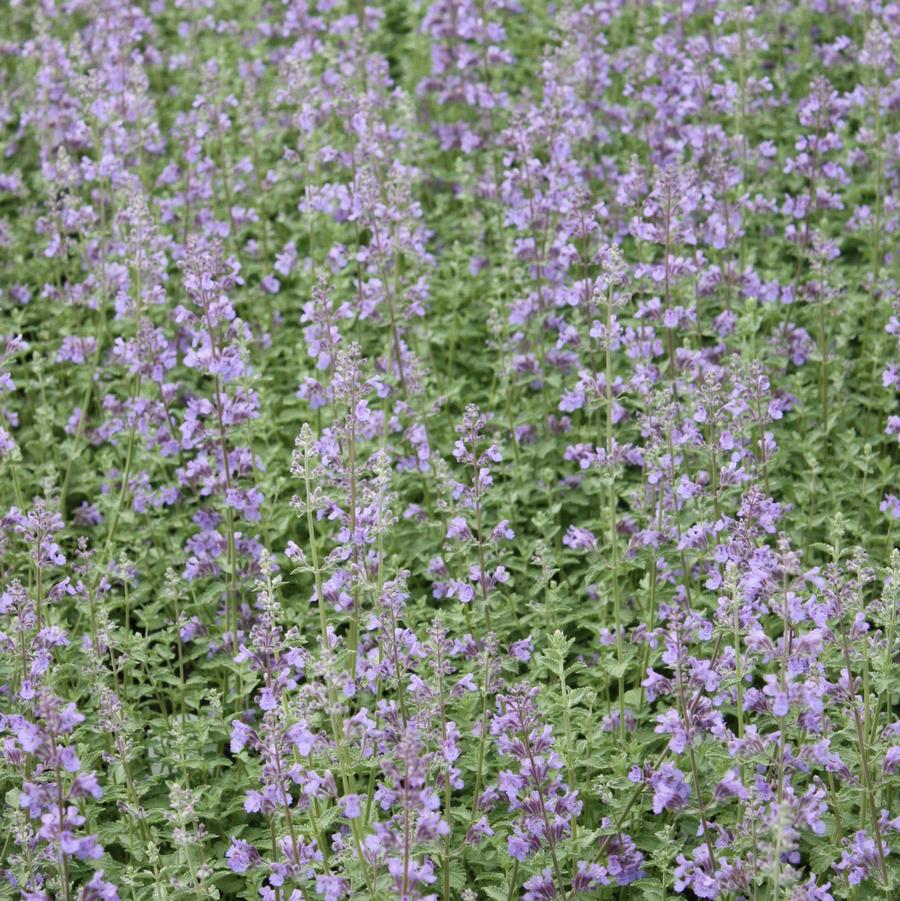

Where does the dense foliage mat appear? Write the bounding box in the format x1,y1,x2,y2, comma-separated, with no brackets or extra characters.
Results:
0,1,899,899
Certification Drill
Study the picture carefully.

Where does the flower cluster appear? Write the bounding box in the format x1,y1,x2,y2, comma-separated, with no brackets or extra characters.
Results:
1,3,899,901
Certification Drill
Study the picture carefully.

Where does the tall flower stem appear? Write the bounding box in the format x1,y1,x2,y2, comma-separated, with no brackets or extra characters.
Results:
604,284,626,741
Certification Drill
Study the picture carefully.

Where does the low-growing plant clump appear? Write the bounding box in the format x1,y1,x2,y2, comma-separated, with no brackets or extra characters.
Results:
0,1,899,899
